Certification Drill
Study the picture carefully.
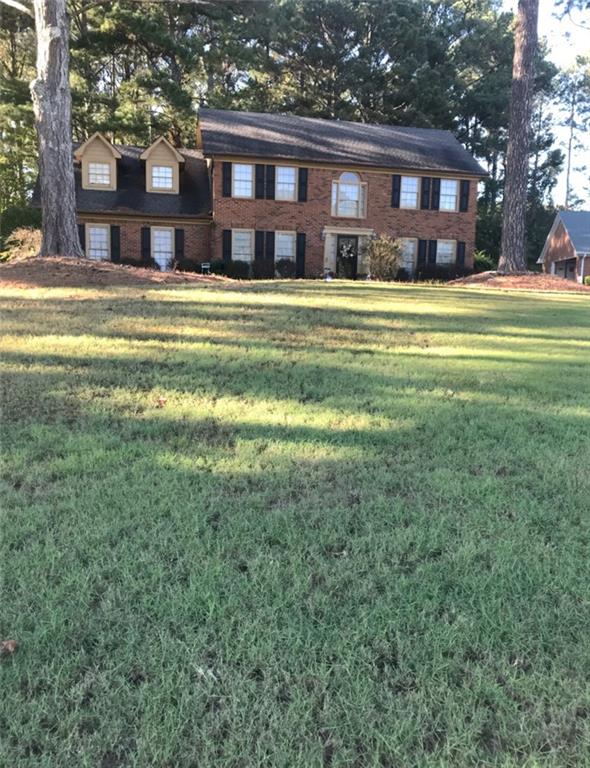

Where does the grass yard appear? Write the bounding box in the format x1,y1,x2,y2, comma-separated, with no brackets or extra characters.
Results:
1,279,590,767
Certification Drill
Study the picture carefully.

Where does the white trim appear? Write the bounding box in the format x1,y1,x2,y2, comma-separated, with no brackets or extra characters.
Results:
140,136,185,163
231,163,254,199
275,166,298,201
85,223,110,261
322,226,375,237
231,228,255,262
151,226,174,271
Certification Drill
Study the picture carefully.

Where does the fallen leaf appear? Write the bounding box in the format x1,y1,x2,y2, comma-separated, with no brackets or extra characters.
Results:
0,639,18,658
156,396,167,408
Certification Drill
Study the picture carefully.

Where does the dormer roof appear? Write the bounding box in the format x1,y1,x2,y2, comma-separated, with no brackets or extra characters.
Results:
74,132,122,160
139,136,185,163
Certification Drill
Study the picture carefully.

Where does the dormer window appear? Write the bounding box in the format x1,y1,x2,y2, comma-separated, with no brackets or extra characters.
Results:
74,133,121,191
151,165,174,190
88,162,111,186
140,136,184,195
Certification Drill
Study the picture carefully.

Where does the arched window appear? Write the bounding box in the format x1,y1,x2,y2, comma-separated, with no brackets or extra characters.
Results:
331,172,366,218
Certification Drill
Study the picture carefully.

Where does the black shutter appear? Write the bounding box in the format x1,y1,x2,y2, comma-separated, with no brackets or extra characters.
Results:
110,225,120,263
222,162,232,197
265,165,275,200
457,241,466,268
428,240,437,265
391,175,401,208
421,177,431,210
175,228,184,262
459,180,470,212
265,231,275,277
255,164,266,199
78,223,85,253
430,178,440,211
141,227,151,266
222,229,232,265
254,230,265,262
298,168,308,202
296,232,306,278
417,239,427,268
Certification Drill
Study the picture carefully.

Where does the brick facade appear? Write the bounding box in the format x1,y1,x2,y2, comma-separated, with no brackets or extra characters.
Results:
78,216,211,266
211,159,479,277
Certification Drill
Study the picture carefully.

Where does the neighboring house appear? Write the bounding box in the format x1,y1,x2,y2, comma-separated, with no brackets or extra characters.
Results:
39,109,487,277
537,210,590,283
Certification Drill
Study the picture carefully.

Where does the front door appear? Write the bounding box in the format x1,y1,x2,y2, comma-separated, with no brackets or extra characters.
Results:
336,235,359,279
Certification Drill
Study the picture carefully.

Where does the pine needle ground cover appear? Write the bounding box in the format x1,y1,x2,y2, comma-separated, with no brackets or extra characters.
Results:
1,281,589,767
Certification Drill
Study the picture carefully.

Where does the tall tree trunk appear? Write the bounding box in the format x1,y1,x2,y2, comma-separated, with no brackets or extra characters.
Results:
30,0,82,257
565,89,575,209
498,0,539,274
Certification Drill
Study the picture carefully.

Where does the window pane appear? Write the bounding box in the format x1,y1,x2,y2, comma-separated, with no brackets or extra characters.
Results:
437,240,455,264
232,164,253,197
152,165,173,189
276,167,297,200
88,226,109,260
88,163,110,185
400,176,419,208
439,179,458,211
275,232,295,260
232,230,253,261
338,183,360,216
400,239,416,270
153,229,173,271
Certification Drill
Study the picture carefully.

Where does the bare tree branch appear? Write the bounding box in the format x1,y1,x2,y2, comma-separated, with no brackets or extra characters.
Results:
0,0,35,17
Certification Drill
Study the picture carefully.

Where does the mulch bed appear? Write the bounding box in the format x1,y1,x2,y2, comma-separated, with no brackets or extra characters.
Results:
449,270,590,293
0,256,227,289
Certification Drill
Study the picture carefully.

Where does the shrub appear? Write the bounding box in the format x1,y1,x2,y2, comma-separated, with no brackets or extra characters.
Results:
0,206,41,249
209,260,226,275
275,258,296,278
0,227,41,261
395,268,410,282
226,259,250,279
174,258,199,273
417,264,469,281
474,249,496,273
363,234,401,280
584,276,590,286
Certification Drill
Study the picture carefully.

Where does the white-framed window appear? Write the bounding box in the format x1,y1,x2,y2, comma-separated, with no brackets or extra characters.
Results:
232,164,254,198
87,225,110,261
439,179,459,211
400,238,417,271
400,176,419,209
331,172,367,218
88,162,111,186
152,227,174,271
276,166,297,201
232,229,254,262
437,240,456,264
275,231,296,261
151,165,174,190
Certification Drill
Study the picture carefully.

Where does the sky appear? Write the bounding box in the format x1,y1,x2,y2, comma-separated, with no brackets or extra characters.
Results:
503,0,590,208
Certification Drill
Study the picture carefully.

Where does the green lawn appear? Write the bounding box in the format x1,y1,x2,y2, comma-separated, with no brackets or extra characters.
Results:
2,280,590,767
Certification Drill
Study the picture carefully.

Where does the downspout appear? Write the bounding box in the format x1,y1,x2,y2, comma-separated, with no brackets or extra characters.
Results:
579,254,586,284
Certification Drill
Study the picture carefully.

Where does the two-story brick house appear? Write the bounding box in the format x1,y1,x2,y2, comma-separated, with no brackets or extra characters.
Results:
198,109,485,278
63,108,486,278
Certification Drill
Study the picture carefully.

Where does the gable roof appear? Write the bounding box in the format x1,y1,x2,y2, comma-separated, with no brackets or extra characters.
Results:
74,132,121,160
198,108,486,177
558,210,590,253
32,144,211,218
538,210,590,263
140,135,185,163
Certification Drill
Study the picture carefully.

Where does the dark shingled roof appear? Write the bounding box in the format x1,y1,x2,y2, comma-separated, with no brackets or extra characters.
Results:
32,145,211,218
559,210,590,253
199,108,486,176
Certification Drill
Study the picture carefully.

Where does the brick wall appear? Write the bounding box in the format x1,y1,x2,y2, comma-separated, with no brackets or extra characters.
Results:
78,217,211,265
211,160,479,276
